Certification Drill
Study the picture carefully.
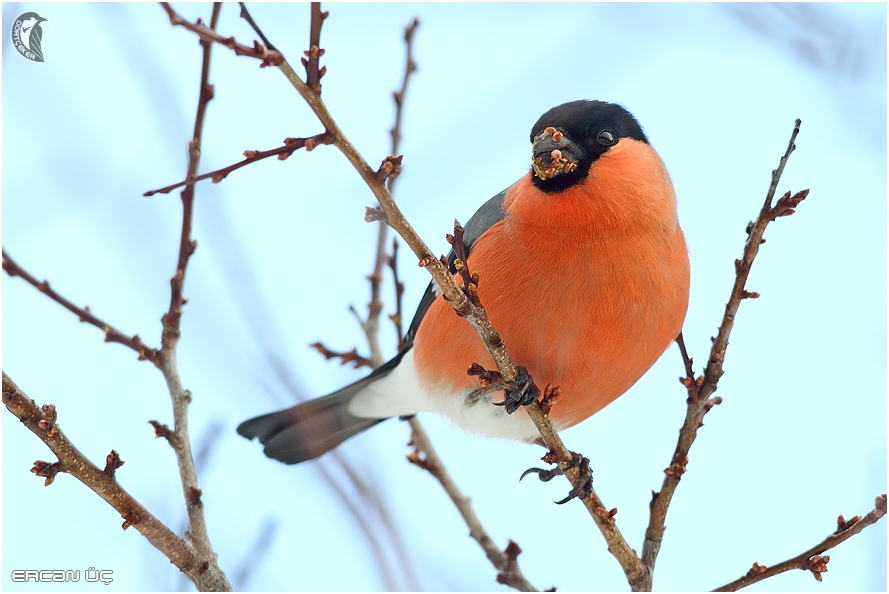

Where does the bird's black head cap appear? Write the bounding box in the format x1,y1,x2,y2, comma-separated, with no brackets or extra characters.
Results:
529,100,648,193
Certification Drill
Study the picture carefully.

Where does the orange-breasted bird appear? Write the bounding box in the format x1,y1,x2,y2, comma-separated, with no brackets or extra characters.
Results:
238,100,690,466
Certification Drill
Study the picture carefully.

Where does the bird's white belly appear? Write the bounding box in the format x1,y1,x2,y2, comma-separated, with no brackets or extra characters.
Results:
348,348,543,442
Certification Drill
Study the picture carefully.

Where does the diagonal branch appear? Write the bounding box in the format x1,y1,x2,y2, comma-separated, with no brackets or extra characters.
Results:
2,372,229,591
713,494,887,591
642,120,807,589
2,249,160,366
159,2,282,67
407,418,539,592
144,132,332,196
237,2,277,51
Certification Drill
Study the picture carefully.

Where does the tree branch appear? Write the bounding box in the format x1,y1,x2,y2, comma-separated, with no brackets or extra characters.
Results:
642,120,808,589
713,494,887,591
154,4,229,587
388,17,419,195
159,2,282,67
237,2,277,51
309,342,374,370
1,249,160,366
407,418,539,592
2,372,229,591
302,2,328,92
144,133,332,196
387,238,406,350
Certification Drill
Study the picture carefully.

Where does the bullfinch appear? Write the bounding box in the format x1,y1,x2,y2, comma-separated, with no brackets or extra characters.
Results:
238,100,690,464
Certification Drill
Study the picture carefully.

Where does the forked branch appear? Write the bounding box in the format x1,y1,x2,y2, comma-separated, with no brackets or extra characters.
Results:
642,120,808,589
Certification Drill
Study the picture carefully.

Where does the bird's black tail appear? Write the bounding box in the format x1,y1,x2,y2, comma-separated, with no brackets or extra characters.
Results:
238,350,414,464
237,385,386,464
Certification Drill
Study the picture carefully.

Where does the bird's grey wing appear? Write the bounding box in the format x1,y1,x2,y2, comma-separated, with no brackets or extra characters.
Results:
403,188,508,349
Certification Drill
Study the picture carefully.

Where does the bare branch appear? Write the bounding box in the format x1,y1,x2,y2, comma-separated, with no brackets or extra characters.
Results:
713,494,887,591
2,372,229,591
1,249,160,366
159,3,221,347
407,418,539,592
360,16,420,366
388,238,406,350
642,120,808,588
154,5,229,584
159,2,282,67
144,133,332,196
302,2,329,92
387,17,419,194
237,2,277,51
310,342,374,370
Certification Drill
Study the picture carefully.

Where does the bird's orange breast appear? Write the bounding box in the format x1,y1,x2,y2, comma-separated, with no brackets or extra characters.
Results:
413,139,690,429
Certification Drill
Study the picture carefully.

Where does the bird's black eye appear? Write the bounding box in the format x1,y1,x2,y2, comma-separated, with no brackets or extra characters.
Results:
597,129,615,146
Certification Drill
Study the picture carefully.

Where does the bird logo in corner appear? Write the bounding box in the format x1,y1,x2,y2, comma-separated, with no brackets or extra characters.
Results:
12,12,48,63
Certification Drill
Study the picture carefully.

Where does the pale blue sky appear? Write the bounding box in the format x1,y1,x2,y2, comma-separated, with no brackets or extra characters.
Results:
3,3,886,592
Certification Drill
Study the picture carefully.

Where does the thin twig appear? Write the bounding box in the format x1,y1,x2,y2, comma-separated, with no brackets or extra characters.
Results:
713,494,887,591
703,120,805,396
642,120,808,590
310,342,374,370
387,17,419,196
237,2,276,51
388,238,406,349
1,249,160,366
2,373,229,591
160,2,282,67
302,3,328,92
155,5,229,587
408,418,539,592
144,133,332,196
359,16,420,367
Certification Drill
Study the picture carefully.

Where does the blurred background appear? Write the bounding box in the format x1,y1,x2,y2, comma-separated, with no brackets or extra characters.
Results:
3,2,886,591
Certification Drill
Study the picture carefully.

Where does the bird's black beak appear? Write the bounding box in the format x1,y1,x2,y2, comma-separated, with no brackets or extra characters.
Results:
531,127,581,181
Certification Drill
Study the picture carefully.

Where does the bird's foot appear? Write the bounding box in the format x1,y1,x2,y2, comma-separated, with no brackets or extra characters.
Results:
492,365,540,414
466,364,540,413
520,451,593,505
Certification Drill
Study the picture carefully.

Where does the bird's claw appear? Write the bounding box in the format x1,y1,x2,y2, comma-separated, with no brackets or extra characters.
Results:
520,466,561,482
492,366,541,414
520,451,593,505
